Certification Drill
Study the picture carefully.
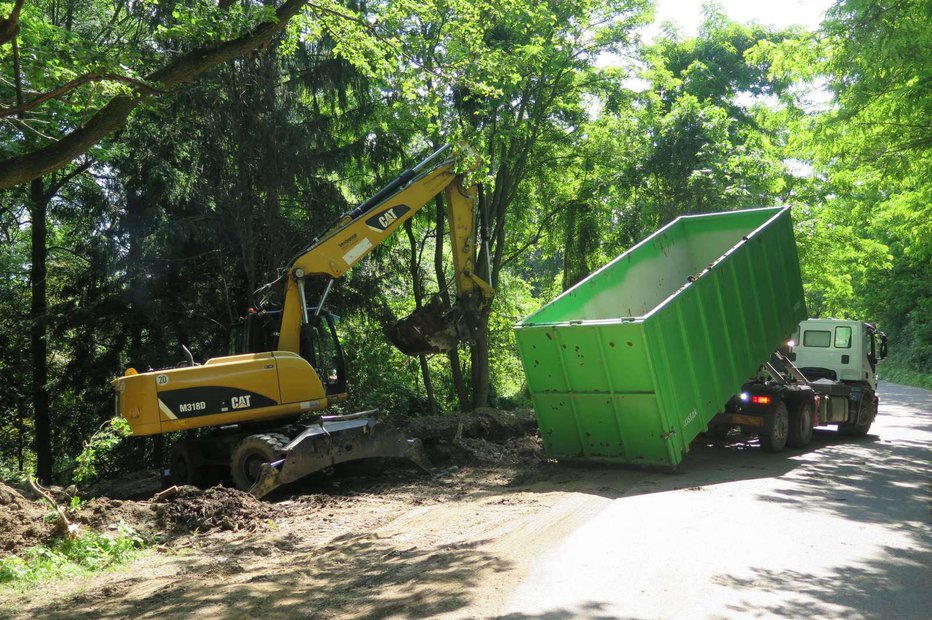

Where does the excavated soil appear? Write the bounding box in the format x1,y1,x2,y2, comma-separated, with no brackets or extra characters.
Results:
153,486,280,533
1,407,553,618
0,483,52,555
0,408,542,554
85,469,162,500
77,497,158,538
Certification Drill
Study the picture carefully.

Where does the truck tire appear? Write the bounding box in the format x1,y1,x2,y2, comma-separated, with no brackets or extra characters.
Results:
231,433,290,492
169,440,208,488
759,402,789,453
787,401,814,448
840,397,875,436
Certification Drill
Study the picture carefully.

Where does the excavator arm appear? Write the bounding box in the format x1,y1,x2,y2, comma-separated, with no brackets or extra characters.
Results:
276,144,493,355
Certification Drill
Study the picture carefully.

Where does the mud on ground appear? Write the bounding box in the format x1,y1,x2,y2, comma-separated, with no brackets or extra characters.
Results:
0,408,552,618
0,483,53,555
0,408,543,551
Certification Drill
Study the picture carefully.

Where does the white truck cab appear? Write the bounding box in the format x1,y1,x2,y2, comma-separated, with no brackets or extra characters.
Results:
791,319,887,390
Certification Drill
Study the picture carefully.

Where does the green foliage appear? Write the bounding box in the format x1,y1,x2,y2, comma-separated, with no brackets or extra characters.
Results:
72,417,132,485
0,521,145,586
880,365,932,392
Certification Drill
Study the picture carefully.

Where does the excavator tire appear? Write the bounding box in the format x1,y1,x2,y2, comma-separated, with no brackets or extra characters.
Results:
169,440,208,488
231,433,290,492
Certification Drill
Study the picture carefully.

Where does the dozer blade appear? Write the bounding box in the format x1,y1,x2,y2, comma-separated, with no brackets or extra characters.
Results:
384,298,460,356
250,411,430,499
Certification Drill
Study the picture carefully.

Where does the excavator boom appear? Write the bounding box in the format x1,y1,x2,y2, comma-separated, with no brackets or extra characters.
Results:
277,144,492,356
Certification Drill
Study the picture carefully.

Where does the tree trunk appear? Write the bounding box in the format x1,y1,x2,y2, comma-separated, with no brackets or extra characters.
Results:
30,177,52,483
16,403,24,472
469,184,494,409
404,220,437,414
433,196,470,411
470,313,491,409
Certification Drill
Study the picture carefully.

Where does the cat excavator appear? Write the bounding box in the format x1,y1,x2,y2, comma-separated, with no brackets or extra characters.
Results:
112,144,493,498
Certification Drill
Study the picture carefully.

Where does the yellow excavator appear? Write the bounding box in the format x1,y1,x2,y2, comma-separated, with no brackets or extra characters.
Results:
112,144,493,498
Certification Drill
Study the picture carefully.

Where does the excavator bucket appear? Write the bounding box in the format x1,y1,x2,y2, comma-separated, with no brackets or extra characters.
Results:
249,411,430,499
384,298,461,356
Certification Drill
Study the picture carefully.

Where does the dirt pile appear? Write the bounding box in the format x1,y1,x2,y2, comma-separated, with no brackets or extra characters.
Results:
398,407,538,444
77,497,157,538
394,408,541,466
153,486,279,533
447,436,545,465
0,482,52,555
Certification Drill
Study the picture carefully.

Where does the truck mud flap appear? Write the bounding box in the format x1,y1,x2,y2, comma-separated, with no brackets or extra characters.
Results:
250,413,430,499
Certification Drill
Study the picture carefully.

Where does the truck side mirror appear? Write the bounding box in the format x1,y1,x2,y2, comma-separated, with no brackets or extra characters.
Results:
879,334,888,360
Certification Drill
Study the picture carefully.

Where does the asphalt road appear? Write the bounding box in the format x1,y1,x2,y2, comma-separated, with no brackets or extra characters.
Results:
495,381,932,619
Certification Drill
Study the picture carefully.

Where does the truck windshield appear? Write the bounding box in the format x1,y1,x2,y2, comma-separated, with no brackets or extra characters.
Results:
803,330,831,347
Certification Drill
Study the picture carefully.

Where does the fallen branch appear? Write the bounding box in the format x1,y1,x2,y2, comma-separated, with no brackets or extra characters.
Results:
29,476,79,539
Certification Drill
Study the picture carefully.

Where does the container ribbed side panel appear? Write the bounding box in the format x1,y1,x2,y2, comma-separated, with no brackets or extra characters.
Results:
515,207,807,467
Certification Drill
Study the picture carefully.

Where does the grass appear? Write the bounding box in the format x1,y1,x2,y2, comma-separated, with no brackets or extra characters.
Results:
880,363,932,391
0,521,146,588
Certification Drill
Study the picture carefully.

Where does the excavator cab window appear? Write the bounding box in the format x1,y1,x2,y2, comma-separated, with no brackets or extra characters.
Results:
229,310,282,355
301,312,347,396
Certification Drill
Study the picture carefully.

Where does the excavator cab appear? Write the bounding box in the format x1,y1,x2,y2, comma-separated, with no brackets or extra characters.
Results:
229,308,281,355
300,311,347,396
230,306,346,396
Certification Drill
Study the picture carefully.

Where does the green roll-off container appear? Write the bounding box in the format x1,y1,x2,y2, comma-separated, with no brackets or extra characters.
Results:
514,206,806,467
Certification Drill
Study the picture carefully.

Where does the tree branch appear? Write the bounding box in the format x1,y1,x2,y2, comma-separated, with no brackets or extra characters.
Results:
0,0,25,46
0,0,310,190
0,72,166,118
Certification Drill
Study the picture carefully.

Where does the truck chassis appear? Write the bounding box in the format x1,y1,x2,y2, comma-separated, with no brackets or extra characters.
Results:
708,350,878,452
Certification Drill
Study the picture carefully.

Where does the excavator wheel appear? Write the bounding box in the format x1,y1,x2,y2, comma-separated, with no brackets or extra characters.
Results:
231,433,290,492
169,440,208,488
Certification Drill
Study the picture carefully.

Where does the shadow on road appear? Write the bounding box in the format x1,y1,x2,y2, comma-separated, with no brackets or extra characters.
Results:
31,531,511,620
714,544,932,618
497,600,618,619
503,381,931,505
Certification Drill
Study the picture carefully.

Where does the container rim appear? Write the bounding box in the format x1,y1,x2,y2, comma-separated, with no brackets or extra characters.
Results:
514,205,791,330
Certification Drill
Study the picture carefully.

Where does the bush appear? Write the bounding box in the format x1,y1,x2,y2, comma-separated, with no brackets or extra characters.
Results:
72,417,132,485
0,521,144,586
880,364,932,391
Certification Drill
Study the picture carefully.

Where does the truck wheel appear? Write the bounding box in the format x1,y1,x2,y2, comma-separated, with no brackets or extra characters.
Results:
231,433,289,492
841,395,875,436
787,402,814,448
759,402,789,453
169,440,208,488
